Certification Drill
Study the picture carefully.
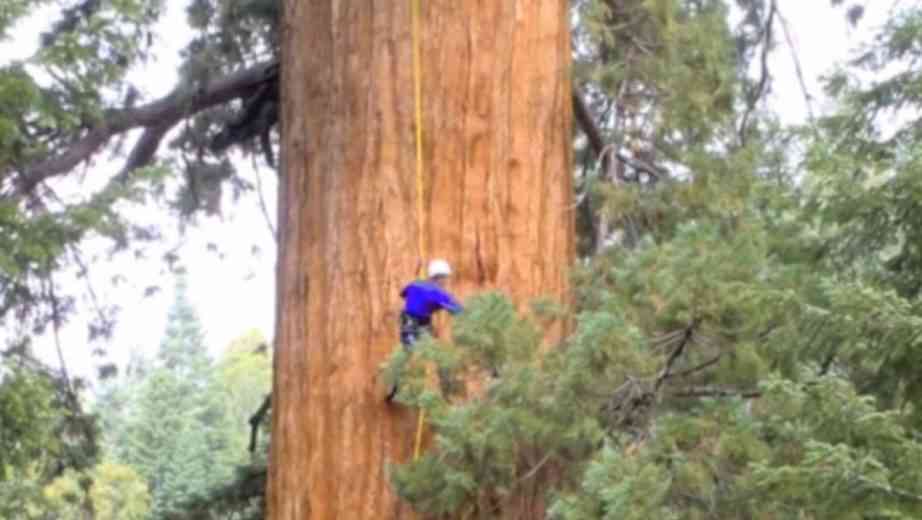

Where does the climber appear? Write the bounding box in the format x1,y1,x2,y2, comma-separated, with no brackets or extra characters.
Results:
386,258,463,402
399,259,463,345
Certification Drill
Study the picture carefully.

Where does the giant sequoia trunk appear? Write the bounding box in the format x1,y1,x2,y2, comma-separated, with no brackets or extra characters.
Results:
268,2,573,518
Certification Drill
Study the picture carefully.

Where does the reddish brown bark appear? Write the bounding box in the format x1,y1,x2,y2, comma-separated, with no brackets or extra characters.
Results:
269,2,573,519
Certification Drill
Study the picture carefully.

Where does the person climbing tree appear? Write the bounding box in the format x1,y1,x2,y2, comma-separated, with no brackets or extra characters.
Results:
400,259,463,344
269,2,572,517
387,259,463,402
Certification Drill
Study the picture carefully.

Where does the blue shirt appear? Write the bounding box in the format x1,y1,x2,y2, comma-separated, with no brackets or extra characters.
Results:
401,280,463,322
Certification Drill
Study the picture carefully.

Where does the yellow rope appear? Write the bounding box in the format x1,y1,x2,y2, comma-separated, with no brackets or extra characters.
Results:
410,0,427,462
413,406,426,461
412,0,426,270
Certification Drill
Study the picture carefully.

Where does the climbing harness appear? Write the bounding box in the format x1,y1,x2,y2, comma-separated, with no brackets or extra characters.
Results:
410,0,427,462
401,312,432,349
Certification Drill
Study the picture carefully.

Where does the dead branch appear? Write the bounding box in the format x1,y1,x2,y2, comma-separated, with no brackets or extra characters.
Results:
669,353,723,380
249,394,272,453
776,7,817,126
572,90,606,157
738,0,777,146
654,318,701,392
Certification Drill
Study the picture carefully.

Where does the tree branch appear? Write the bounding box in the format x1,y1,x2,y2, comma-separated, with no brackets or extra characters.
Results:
251,157,278,242
513,452,554,486
117,120,176,180
851,474,922,504
776,7,817,126
669,353,723,380
669,386,762,399
654,318,700,392
738,0,777,146
14,60,280,197
600,321,702,438
572,89,664,180
46,275,75,401
249,394,272,453
615,150,663,180
572,90,605,157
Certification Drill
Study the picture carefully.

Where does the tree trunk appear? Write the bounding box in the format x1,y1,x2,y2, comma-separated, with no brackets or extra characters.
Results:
268,2,573,519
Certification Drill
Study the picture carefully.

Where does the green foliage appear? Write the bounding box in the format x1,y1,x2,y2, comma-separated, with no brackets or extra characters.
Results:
9,461,152,520
95,279,270,519
0,464,55,519
41,468,93,519
185,0,279,72
549,445,676,520
0,164,170,343
392,266,922,517
213,329,271,460
89,462,152,520
156,275,210,376
576,0,740,146
0,364,101,519
117,368,212,517
104,276,227,517
572,0,759,254
0,368,60,476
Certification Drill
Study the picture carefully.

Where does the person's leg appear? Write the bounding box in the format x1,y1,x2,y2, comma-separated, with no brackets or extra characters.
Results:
387,315,419,402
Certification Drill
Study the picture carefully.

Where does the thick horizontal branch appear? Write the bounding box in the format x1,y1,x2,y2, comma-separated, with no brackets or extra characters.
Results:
20,76,639,201
15,60,280,197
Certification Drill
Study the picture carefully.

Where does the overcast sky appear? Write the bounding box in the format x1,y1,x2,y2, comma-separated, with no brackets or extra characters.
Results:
0,1,899,392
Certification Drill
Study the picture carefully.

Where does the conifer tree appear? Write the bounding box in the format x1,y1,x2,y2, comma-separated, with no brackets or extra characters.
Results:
115,275,228,517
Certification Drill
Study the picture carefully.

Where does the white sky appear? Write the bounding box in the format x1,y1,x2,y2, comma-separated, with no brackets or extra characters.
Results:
0,1,898,391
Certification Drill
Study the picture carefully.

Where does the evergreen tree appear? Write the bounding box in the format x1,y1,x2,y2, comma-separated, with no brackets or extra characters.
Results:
113,275,227,517
96,351,148,463
151,330,272,520
156,276,210,380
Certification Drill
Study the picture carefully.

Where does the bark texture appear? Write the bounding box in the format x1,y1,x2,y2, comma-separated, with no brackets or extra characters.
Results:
269,1,573,519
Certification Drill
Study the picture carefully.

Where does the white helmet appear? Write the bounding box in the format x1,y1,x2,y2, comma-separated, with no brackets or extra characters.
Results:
427,258,452,278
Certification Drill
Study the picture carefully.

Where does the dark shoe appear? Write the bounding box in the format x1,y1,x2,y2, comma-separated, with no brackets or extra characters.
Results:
385,383,399,402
